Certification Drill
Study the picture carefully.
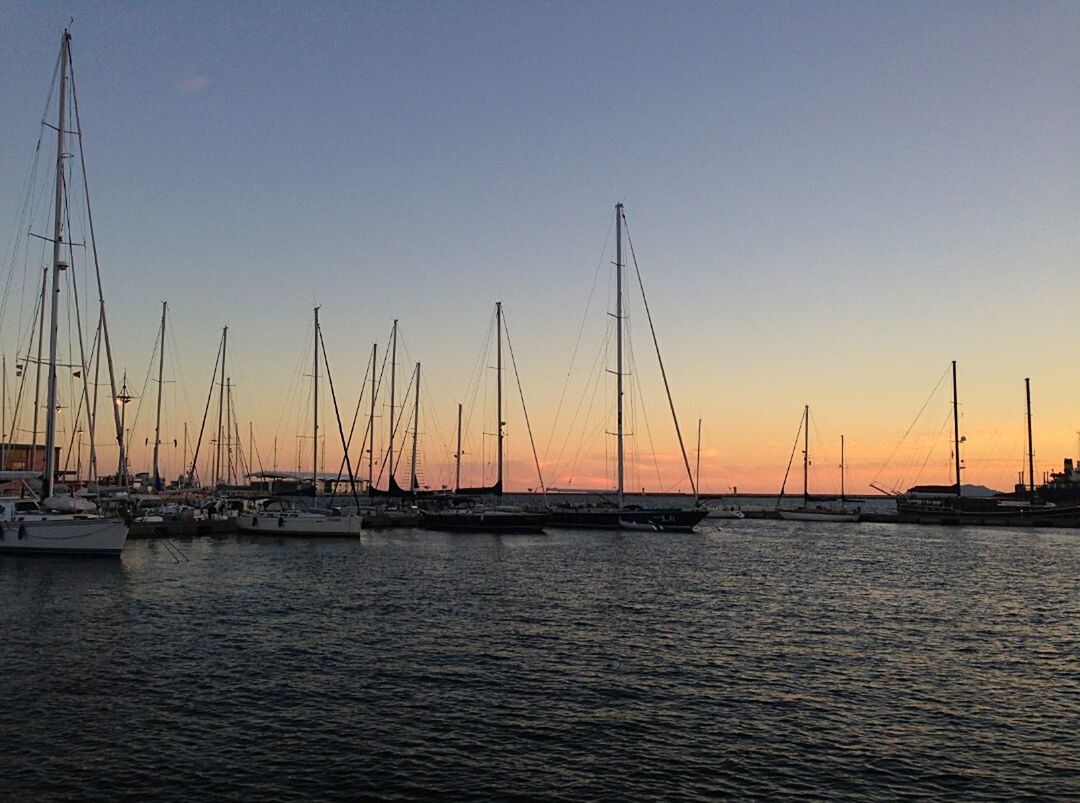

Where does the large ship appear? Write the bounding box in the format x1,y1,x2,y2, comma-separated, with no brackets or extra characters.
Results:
1034,457,1080,504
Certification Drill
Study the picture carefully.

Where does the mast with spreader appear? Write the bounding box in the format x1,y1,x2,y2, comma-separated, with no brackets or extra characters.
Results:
151,301,167,490
952,360,962,496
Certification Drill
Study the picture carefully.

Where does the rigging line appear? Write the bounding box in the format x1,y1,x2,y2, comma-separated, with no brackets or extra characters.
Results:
462,311,496,448
456,309,495,486
543,212,613,464
551,316,610,485
626,339,663,491
273,321,314,453
6,275,47,446
374,362,417,488
127,322,161,442
87,319,102,481
871,363,950,486
502,313,547,500
188,330,224,484
622,213,696,497
229,391,247,481
0,42,58,331
251,425,267,476
911,407,955,488
60,169,99,473
165,315,196,428
418,380,451,490
333,348,374,486
776,409,805,508
0,143,44,333
68,44,125,471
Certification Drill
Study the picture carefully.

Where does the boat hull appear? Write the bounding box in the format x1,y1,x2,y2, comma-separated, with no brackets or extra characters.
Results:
0,518,128,556
128,517,237,538
420,510,548,533
548,507,708,532
236,513,362,536
897,499,1080,527
778,510,859,523
706,509,745,519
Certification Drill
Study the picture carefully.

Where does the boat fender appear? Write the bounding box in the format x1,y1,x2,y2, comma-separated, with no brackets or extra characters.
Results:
278,516,285,528
251,515,259,528
0,522,4,539
18,523,27,540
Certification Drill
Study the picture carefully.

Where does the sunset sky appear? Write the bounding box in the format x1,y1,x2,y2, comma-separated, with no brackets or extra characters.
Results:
1,1,1079,494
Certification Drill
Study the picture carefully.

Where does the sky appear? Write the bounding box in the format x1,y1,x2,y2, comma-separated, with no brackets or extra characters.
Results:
1,1,1079,494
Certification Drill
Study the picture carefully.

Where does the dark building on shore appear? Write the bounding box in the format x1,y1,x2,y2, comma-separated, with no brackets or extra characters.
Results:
1,442,59,473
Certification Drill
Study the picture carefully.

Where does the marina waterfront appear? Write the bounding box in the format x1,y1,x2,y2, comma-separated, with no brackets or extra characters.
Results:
2,522,1076,800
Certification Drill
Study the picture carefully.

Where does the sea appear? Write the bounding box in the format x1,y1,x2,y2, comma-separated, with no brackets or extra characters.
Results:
1,521,1077,801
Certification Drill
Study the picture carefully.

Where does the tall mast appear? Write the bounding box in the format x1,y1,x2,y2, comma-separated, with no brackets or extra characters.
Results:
313,306,319,495
30,268,47,474
226,377,233,484
43,30,71,499
695,418,702,505
1025,377,1035,498
369,342,376,490
615,202,625,508
952,360,961,495
117,371,131,486
182,421,188,486
388,319,398,484
840,434,846,504
455,402,463,492
802,404,809,503
410,362,420,493
214,326,228,486
68,32,127,481
152,301,167,490
496,301,504,490
1,353,6,470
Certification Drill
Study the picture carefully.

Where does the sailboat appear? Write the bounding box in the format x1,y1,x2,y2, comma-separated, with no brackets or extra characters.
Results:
548,204,707,532
419,302,548,533
895,368,1080,526
0,31,127,555
236,308,361,536
777,405,860,523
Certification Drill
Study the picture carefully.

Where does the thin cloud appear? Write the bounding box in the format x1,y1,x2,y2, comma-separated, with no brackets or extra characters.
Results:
178,75,210,95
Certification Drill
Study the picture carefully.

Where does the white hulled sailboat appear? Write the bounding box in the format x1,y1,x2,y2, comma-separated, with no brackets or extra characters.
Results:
0,31,127,556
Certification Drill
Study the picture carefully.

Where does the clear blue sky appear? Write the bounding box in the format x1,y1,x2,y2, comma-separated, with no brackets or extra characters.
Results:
2,1,1079,491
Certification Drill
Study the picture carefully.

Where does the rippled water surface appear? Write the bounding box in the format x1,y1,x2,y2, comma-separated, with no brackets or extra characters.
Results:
2,522,1077,800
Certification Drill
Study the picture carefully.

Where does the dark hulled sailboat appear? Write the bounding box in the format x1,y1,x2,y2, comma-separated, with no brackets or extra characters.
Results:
547,203,707,533
419,302,548,534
